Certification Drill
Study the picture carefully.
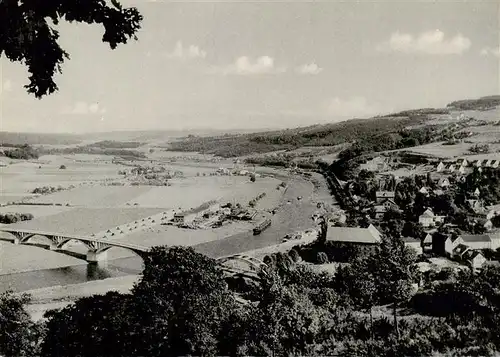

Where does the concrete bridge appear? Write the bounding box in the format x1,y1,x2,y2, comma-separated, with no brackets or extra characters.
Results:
0,228,269,281
0,228,150,263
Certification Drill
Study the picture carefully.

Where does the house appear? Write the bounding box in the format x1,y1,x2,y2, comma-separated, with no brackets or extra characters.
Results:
375,191,395,204
452,243,471,259
484,220,494,231
418,208,445,227
474,160,482,168
466,199,483,213
436,162,445,172
326,224,382,253
460,234,497,250
423,233,433,252
463,250,487,271
491,160,499,169
438,178,450,189
419,187,430,195
457,158,468,167
445,236,464,256
448,164,456,173
374,205,387,219
402,237,423,255
458,166,466,174
419,209,435,227
485,160,493,167
474,188,481,197
433,189,445,196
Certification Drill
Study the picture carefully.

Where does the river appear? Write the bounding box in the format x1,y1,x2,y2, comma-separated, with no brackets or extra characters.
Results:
0,173,329,293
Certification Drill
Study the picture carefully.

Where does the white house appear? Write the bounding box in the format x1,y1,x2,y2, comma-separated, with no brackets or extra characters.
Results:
458,166,466,174
438,178,450,189
448,164,456,173
419,209,435,227
423,233,433,252
460,234,499,250
419,187,429,195
475,160,482,168
402,237,423,255
491,160,499,169
474,188,481,197
418,208,445,228
463,250,487,271
436,162,445,172
457,158,468,167
485,160,493,167
445,236,464,256
484,220,494,231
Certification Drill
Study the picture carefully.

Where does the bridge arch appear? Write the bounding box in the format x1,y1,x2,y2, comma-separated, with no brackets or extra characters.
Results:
217,254,269,277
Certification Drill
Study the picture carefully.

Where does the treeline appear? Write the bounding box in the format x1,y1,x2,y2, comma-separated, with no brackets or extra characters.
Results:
40,146,146,159
0,144,39,160
5,244,500,356
447,95,500,111
87,140,144,149
167,115,427,157
245,155,318,170
329,126,444,179
0,212,34,224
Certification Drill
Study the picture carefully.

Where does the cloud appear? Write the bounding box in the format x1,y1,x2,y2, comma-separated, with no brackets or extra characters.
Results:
211,56,287,75
296,62,323,75
165,41,207,60
377,30,471,55
61,101,106,115
480,46,500,58
325,96,383,118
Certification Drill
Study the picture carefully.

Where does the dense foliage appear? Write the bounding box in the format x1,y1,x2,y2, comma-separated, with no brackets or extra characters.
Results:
87,141,144,149
1,144,39,160
447,95,500,111
0,0,142,97
4,245,500,356
40,146,146,159
0,212,34,224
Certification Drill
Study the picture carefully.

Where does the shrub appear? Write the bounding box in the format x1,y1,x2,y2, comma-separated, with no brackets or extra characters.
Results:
59,164,67,169
316,251,329,264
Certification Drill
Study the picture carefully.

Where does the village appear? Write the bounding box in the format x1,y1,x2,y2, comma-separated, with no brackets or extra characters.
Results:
317,154,500,275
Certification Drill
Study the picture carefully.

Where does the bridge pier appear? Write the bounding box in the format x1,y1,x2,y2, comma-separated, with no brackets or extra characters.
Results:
12,237,20,245
86,250,108,263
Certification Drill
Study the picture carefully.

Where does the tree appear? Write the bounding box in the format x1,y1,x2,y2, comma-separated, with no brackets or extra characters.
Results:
131,246,237,357
41,292,132,357
0,291,43,357
0,0,142,98
250,174,256,182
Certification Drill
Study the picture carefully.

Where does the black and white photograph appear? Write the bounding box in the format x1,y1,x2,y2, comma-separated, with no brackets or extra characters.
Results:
1,0,500,355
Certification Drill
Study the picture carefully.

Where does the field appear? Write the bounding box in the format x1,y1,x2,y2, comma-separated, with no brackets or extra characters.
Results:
27,186,153,206
0,154,126,202
2,207,165,236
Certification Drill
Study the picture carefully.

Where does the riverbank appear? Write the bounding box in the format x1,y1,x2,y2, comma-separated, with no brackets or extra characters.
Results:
23,275,139,321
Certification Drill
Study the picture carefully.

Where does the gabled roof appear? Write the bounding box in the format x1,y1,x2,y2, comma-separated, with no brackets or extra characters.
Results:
420,208,434,218
423,234,433,243
326,224,382,244
402,237,420,244
463,249,485,261
376,191,395,198
460,234,491,243
453,243,470,256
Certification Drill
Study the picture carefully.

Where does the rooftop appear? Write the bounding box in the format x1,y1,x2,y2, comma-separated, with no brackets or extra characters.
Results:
460,234,491,243
326,224,382,244
401,237,420,244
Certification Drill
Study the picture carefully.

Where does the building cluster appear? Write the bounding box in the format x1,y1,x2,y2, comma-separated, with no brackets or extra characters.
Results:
436,158,500,174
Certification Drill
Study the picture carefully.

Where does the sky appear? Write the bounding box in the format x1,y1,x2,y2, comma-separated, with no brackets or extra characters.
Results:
0,0,499,133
